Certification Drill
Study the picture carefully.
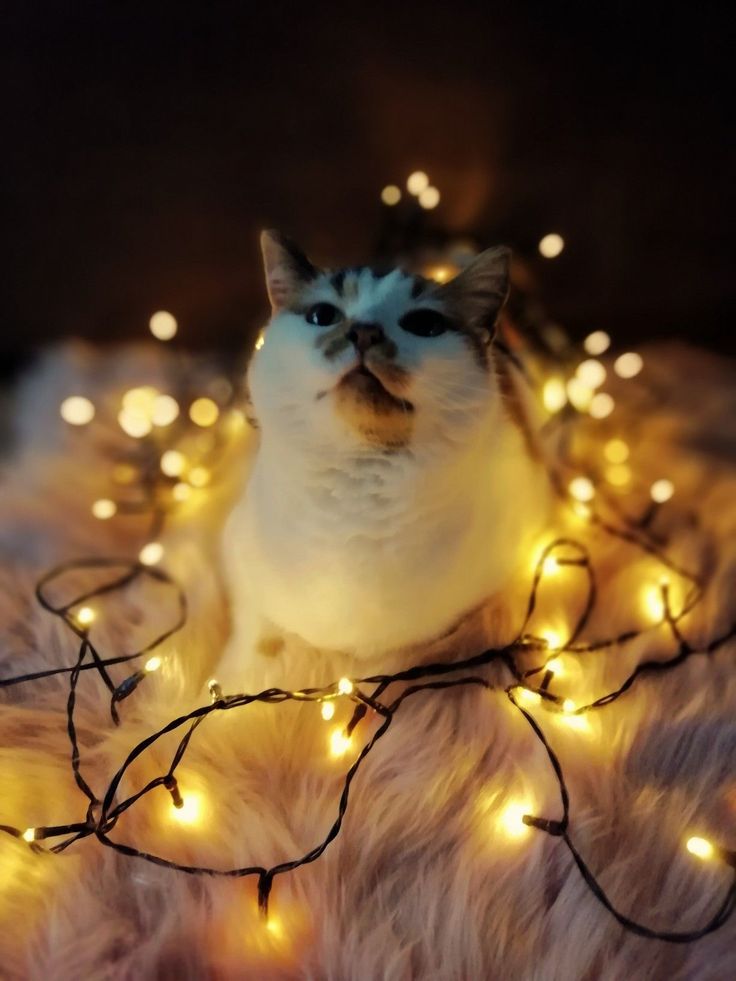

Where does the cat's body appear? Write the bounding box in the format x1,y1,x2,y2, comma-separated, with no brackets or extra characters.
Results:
219,234,550,683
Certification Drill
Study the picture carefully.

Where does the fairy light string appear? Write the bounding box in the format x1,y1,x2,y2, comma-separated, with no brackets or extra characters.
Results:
1,323,735,945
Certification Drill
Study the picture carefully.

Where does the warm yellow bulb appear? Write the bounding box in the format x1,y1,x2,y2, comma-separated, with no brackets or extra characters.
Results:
650,479,674,503
497,802,532,838
589,392,615,419
172,482,191,502
337,677,354,695
562,698,576,713
122,386,158,413
542,555,559,576
60,396,95,426
572,501,592,519
170,792,202,824
560,700,590,731
542,377,567,413
92,498,117,520
149,311,177,341
605,464,632,487
151,394,180,427
604,438,629,464
265,915,285,939
517,688,541,707
569,476,595,502
329,727,352,758
321,701,336,721
118,409,152,439
381,184,401,205
538,233,564,258
189,397,219,428
77,607,95,626
407,171,429,195
576,359,606,389
686,836,714,860
144,655,162,673
161,450,187,477
22,827,36,843
566,377,593,411
613,352,643,379
188,466,210,488
642,583,665,621
583,331,611,356
139,542,164,566
418,186,440,209
546,656,563,674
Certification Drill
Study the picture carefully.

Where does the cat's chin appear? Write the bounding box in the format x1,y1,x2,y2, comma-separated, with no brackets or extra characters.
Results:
332,365,415,447
336,365,413,413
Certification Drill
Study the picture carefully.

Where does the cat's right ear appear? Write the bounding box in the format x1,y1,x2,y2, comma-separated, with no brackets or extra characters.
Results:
260,230,318,313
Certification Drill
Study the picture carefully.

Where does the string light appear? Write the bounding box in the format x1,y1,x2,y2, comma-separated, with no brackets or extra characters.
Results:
497,802,533,838
172,482,191,501
605,464,632,487
189,398,219,427
118,410,152,439
92,499,117,520
686,837,715,861
149,311,177,341
650,479,674,503
517,688,542,707
329,728,352,757
144,656,162,673
169,791,202,824
76,606,95,626
542,555,559,576
320,702,335,721
337,677,354,695
614,352,643,379
576,359,606,389
418,187,440,210
151,394,180,427
568,477,595,502
406,171,429,195
139,542,164,566
583,331,611,356
566,378,593,412
604,439,629,464
60,396,95,426
538,234,565,259
380,185,401,206
589,392,615,419
188,466,210,488
161,450,187,477
542,378,567,413
22,828,36,843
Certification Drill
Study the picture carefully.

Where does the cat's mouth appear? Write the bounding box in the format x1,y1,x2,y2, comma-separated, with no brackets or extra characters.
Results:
337,363,414,413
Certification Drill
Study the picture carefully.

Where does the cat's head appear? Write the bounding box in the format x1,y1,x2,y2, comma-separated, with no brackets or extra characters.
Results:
248,230,510,454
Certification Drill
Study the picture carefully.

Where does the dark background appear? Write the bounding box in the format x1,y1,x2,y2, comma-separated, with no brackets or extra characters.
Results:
2,1,734,374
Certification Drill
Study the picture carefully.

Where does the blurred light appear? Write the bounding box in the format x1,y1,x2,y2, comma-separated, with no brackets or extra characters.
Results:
560,700,590,731
329,728,352,757
320,702,335,721
604,438,629,464
542,555,559,576
538,234,565,258
381,184,401,205
642,583,666,621
77,607,95,626
605,464,632,487
542,378,567,413
60,396,95,426
151,394,180,427
576,359,606,389
517,688,541,707
569,477,595,502
139,542,164,566
650,479,674,503
426,264,456,283
255,333,265,351
589,393,615,419
572,501,592,519
118,410,152,439
497,802,532,839
170,791,202,824
189,398,219,427
337,677,354,695
92,499,117,520
161,450,187,477
614,352,643,379
149,311,177,341
407,171,429,195
542,632,562,652
265,915,284,939
566,378,593,411
172,482,191,502
583,331,610,356
122,387,158,412
145,655,162,673
113,463,138,484
546,657,563,674
686,836,714,860
418,186,440,209
22,828,36,843
188,466,210,488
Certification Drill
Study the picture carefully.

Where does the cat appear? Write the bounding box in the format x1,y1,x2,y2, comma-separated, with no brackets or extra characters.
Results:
218,231,551,685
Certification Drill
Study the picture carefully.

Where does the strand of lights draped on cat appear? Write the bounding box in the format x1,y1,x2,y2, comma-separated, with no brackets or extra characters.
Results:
1,311,735,947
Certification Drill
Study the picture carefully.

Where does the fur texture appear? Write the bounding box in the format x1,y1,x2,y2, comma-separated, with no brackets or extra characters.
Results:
1,341,735,979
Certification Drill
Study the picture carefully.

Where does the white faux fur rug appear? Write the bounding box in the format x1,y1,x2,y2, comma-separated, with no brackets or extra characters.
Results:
1,341,735,980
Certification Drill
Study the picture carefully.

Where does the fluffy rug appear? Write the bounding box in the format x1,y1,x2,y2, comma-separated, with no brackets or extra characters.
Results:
1,340,735,980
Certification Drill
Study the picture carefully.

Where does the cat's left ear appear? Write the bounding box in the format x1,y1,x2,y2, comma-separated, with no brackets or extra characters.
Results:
438,246,511,337
261,229,319,314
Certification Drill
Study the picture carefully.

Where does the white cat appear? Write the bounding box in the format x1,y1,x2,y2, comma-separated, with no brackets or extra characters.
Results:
219,231,550,682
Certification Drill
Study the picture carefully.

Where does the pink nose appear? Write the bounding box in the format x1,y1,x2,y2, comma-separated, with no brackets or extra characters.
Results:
346,322,385,353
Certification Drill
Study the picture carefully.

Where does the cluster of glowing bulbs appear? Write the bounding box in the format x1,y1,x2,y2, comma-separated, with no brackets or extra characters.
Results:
381,171,441,210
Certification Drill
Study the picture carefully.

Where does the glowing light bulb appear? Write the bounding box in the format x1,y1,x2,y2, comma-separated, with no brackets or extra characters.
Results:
329,728,352,757
151,394,179,427
576,359,606,389
650,479,674,503
613,352,643,379
517,688,541,707
161,450,187,477
569,476,595,502
122,387,158,412
546,657,563,674
170,791,202,824
60,396,95,426
572,501,592,519
113,463,138,484
118,410,152,438
418,186,440,209
76,607,95,626
144,655,162,673
542,377,567,413
337,677,354,695
172,482,191,501
560,699,589,731
407,171,429,195
542,555,559,576
426,264,456,283
381,184,401,205
255,333,265,351
642,584,665,621
22,828,36,843
188,466,210,488
583,331,611,356
189,398,219,428
605,464,632,487
538,234,565,259
686,836,714,860
604,438,629,464
321,701,335,721
149,311,177,341
92,499,117,520
139,542,164,566
265,915,285,939
566,377,593,411
543,632,563,653
497,802,532,838
589,393,615,419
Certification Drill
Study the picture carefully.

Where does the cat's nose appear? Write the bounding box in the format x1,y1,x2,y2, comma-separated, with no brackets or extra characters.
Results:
346,322,385,353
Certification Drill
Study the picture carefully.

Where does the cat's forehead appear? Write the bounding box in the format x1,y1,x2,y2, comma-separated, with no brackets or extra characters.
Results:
305,266,437,315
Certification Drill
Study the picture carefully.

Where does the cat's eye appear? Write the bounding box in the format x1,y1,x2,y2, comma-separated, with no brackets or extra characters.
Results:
306,303,342,327
399,309,452,338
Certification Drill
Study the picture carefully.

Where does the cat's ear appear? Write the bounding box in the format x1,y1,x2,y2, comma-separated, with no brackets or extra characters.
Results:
438,246,510,336
260,229,319,313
